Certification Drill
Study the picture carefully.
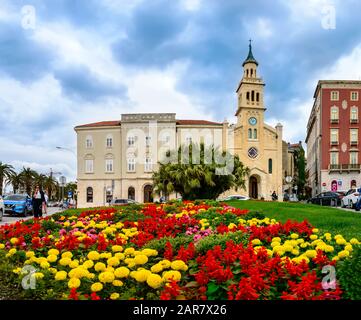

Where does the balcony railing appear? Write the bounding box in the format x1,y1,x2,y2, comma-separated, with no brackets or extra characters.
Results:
330,141,339,146
350,118,359,124
350,140,358,146
328,164,361,172
330,118,339,124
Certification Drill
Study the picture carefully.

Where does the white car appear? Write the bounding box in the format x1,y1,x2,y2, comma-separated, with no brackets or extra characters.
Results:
341,188,359,208
222,195,250,201
0,195,4,221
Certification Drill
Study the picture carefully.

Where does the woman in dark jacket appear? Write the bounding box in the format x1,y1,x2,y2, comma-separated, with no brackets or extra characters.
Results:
32,185,46,218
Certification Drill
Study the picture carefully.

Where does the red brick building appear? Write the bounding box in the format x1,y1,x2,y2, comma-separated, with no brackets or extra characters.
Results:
306,80,361,195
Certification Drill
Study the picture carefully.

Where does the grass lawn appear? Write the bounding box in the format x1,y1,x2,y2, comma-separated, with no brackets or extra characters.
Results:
227,200,361,239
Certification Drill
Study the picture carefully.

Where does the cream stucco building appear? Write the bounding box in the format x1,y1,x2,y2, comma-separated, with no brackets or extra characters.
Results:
75,43,288,208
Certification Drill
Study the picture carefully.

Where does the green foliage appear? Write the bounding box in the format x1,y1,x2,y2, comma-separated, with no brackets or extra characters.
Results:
142,235,193,254
195,231,248,254
152,143,249,200
41,219,62,232
338,245,361,299
194,210,240,228
243,211,266,220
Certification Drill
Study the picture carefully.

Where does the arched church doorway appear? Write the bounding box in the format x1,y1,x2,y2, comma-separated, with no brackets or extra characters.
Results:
249,176,259,199
143,185,153,203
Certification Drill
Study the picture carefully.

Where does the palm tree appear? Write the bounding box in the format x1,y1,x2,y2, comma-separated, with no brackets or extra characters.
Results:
43,175,59,200
19,167,37,196
0,162,15,195
8,172,23,194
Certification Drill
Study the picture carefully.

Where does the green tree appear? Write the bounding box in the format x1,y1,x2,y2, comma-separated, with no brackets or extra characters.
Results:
43,175,59,200
153,143,249,200
294,147,306,196
0,162,15,195
8,172,23,194
19,167,37,196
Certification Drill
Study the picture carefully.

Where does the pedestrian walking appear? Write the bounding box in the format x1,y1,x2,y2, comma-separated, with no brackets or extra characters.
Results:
43,191,49,215
32,185,46,218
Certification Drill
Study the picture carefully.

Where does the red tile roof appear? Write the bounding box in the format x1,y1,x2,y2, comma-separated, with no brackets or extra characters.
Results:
75,121,121,128
176,119,222,125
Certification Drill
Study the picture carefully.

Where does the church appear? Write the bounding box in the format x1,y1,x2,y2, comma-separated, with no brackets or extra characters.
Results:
74,42,288,207
228,41,284,200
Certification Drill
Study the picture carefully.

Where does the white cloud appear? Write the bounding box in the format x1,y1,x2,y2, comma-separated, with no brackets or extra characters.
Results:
182,0,202,12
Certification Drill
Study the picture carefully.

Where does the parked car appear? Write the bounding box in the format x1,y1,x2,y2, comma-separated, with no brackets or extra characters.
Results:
222,195,250,201
3,194,33,217
341,188,359,208
307,192,342,206
110,198,138,206
0,195,4,221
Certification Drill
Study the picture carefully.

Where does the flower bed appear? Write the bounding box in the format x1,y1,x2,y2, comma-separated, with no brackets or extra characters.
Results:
0,201,358,300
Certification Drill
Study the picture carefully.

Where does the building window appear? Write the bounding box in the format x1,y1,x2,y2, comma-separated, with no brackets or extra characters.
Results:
251,90,255,102
105,159,113,173
248,147,258,159
351,180,357,188
350,152,358,165
248,128,252,139
350,129,358,144
330,129,339,144
331,91,339,101
86,187,93,203
246,92,250,100
146,136,151,147
351,107,358,122
128,187,135,200
86,136,93,148
127,136,135,146
351,91,359,101
85,159,94,173
253,129,257,139
330,106,339,121
144,157,152,172
127,158,135,172
330,152,338,165
106,135,113,148
268,158,273,174
256,92,260,102
186,136,192,145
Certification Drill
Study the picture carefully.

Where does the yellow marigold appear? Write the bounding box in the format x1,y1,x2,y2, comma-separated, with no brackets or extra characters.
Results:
112,245,123,252
336,238,347,245
312,228,319,233
350,238,360,245
69,261,79,269
68,267,89,279
110,293,120,300
332,256,339,262
338,250,350,258
55,271,67,281
124,247,135,255
141,249,158,257
147,273,163,289
26,251,35,258
87,251,100,261
163,270,181,282
171,260,188,271
134,254,148,265
68,278,81,289
107,257,120,267
324,245,334,253
251,239,261,246
91,282,103,292
47,255,58,263
10,237,19,245
133,269,151,282
305,250,317,258
59,257,72,266
310,235,318,240
112,280,124,287
334,234,343,240
114,253,125,260
300,242,309,249
291,249,299,256
159,260,171,268
271,242,281,248
34,272,44,280
83,260,94,269
272,237,282,242
290,233,299,239
297,239,304,244
151,264,163,273
49,268,57,274
98,271,115,283
12,267,22,274
61,251,73,259
94,262,107,272
345,245,353,252
114,267,130,278
283,245,293,252
0,244,5,250
40,261,50,269
7,248,17,256
48,249,59,256
100,252,112,259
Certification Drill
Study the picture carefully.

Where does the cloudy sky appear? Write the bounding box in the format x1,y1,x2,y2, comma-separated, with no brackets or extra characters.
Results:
1,0,361,182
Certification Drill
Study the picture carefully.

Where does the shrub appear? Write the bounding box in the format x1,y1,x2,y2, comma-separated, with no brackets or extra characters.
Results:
338,245,361,299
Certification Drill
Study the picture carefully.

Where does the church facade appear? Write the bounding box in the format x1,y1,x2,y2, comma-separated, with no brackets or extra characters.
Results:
74,43,286,207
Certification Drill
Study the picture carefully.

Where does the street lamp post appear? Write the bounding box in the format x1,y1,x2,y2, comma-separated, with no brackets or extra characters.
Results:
56,146,76,156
